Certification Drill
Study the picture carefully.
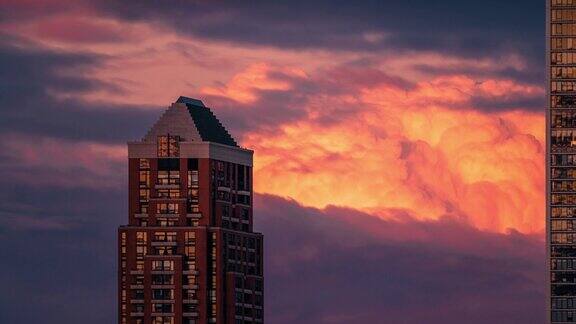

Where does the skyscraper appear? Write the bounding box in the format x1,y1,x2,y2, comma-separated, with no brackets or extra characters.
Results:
118,97,264,324
550,1,576,323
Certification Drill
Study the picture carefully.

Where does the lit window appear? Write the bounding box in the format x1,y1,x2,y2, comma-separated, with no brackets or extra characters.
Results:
158,135,180,157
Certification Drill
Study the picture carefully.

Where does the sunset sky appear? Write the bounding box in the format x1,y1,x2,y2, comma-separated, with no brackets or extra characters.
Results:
0,1,546,323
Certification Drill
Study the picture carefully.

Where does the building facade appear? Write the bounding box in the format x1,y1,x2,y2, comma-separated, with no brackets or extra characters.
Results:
118,97,264,324
549,1,576,322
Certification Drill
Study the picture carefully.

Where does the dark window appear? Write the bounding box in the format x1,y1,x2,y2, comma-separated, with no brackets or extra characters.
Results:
158,158,180,171
188,159,198,170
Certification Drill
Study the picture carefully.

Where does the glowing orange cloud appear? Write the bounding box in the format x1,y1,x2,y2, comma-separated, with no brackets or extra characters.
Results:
233,65,545,234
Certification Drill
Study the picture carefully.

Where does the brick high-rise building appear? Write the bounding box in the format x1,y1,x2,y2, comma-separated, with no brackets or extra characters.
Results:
118,97,264,324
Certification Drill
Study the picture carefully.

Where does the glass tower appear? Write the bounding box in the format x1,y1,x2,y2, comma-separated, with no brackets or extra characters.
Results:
550,1,576,322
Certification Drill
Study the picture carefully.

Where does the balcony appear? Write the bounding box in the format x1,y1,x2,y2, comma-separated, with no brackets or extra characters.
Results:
130,312,144,317
183,284,199,289
183,270,199,275
129,270,144,275
130,284,144,289
183,312,199,318
134,213,148,218
186,213,202,219
130,299,144,304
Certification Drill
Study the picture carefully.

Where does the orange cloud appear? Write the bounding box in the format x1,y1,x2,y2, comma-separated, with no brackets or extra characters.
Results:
201,63,307,104
238,66,544,234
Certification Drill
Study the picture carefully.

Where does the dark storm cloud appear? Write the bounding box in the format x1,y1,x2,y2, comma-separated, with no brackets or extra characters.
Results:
0,34,158,143
0,187,545,323
255,194,545,324
0,185,123,323
91,0,543,60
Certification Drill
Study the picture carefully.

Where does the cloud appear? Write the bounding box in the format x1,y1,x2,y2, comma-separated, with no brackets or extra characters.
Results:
88,0,543,61
33,16,132,44
0,34,159,142
0,185,123,323
0,2,548,323
0,190,544,323
0,133,126,189
259,194,545,323
203,63,545,234
0,35,544,234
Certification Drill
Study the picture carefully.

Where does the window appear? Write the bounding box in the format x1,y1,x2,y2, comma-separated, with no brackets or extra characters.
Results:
185,232,196,243
152,303,174,313
157,219,177,227
139,189,150,200
136,246,147,256
139,158,150,170
157,135,180,157
134,275,144,285
158,171,180,185
152,316,174,324
157,203,179,214
139,202,149,214
188,188,199,200
152,274,173,285
157,189,180,198
155,246,176,256
552,95,576,108
188,170,199,187
133,289,144,299
153,289,174,300
136,232,147,243
255,279,262,291
185,246,196,256
154,232,177,242
152,260,174,271
184,289,196,299
185,260,196,271
237,194,250,206
183,275,197,285
139,171,150,187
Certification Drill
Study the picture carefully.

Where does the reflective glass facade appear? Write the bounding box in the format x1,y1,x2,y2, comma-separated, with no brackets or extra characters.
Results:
550,1,576,323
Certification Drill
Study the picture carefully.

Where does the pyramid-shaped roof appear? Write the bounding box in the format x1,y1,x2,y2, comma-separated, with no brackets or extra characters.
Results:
143,96,238,147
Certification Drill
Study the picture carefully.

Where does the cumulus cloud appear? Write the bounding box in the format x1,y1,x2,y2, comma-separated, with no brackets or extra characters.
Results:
205,63,545,233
